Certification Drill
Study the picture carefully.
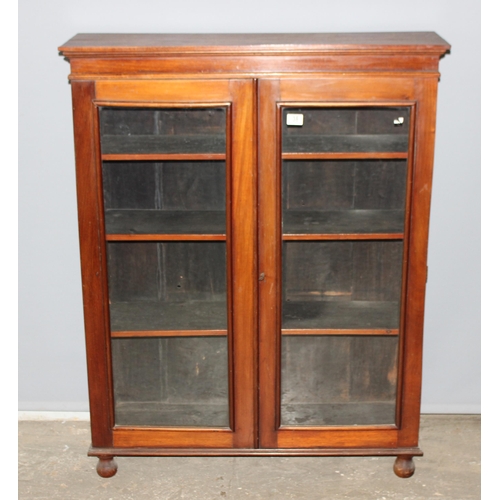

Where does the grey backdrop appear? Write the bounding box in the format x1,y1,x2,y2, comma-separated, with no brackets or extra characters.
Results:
19,0,480,413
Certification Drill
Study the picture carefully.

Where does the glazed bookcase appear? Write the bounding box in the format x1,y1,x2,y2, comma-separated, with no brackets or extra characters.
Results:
58,32,450,478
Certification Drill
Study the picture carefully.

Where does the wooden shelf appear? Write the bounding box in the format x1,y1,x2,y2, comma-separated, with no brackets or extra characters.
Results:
111,330,226,338
105,209,226,237
102,153,226,161
101,134,226,156
282,152,408,160
283,328,398,335
110,300,227,333
281,402,396,426
283,209,405,237
282,300,400,331
282,134,408,154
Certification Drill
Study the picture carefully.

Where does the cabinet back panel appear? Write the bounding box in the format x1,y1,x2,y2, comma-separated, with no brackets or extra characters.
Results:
282,241,403,330
106,242,228,331
103,161,226,212
100,108,226,137
283,241,403,301
282,107,410,153
282,107,410,136
107,242,227,302
283,160,407,211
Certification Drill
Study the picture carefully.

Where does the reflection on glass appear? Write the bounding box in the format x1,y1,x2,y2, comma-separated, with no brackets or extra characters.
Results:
107,242,227,332
103,161,226,235
100,107,226,155
282,241,403,330
281,336,398,426
282,160,407,234
113,337,229,427
282,107,409,153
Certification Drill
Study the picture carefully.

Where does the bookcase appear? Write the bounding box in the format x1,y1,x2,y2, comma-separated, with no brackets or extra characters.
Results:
58,32,450,478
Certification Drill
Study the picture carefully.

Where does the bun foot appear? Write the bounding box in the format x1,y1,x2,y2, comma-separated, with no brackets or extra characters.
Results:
393,455,415,478
96,455,117,478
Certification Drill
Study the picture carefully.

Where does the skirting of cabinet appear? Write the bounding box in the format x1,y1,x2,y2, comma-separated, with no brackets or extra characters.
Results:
89,446,423,457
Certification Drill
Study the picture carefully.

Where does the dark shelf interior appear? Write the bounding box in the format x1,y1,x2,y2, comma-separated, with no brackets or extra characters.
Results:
281,335,398,426
112,337,229,427
282,300,400,330
110,300,227,332
100,107,226,155
101,134,226,155
283,209,404,235
105,209,226,235
282,107,410,155
282,134,408,154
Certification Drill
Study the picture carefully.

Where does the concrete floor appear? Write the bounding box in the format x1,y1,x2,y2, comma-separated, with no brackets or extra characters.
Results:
18,415,480,499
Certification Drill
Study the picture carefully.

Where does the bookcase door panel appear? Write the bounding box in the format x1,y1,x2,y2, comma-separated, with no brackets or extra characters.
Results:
258,78,416,448
102,105,231,429
279,104,408,432
92,79,257,445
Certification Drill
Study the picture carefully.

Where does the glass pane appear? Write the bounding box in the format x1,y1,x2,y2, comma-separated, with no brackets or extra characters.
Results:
283,160,407,234
113,337,229,427
103,161,226,234
281,336,398,426
107,242,227,331
282,241,403,330
282,107,409,153
100,107,226,155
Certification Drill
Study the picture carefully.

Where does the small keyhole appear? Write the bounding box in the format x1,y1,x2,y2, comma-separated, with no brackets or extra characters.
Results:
259,273,265,281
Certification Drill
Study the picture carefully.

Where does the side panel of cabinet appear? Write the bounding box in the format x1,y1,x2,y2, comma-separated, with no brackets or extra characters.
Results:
71,81,114,447
258,76,438,450
73,79,257,449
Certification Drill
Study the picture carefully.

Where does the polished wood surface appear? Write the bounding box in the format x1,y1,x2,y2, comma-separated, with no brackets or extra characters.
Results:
110,330,227,338
59,32,450,54
282,152,408,160
102,153,226,161
59,33,450,80
89,445,423,457
61,32,449,477
71,81,114,448
105,234,226,241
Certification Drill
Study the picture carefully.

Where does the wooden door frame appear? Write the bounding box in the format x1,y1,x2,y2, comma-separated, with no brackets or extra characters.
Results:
72,78,258,451
257,75,438,451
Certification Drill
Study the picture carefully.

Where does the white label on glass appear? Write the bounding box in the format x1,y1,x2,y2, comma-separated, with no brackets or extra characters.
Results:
286,113,304,126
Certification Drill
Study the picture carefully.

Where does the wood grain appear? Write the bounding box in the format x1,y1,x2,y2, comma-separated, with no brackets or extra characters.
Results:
89,445,423,457
71,81,114,447
111,330,227,338
282,152,407,160
59,33,451,55
113,427,234,448
102,153,225,161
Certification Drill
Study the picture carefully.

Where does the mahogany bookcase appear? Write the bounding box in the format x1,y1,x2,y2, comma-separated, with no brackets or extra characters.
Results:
58,32,450,478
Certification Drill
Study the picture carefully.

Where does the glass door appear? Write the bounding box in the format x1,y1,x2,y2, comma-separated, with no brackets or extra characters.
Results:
258,78,415,449
101,106,230,427
94,80,257,448
280,106,409,427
